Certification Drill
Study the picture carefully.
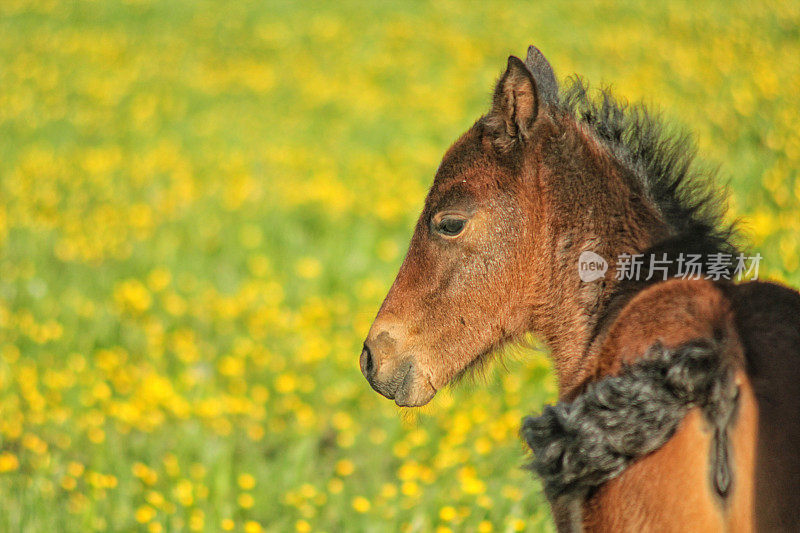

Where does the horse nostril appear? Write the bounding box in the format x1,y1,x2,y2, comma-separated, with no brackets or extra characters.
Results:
360,343,375,381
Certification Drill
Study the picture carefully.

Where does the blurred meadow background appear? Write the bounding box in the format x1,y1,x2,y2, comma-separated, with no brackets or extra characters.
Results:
1,0,799,531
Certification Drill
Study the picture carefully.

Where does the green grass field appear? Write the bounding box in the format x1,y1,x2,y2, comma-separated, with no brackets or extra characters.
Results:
1,0,799,531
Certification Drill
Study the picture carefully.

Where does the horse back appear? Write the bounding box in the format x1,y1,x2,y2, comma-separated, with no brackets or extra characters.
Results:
583,278,758,531
555,278,799,531
726,280,800,531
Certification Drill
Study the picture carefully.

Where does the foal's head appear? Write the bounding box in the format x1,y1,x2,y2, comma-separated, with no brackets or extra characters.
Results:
361,47,686,406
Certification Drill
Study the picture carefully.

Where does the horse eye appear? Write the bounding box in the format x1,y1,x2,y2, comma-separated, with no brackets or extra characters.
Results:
437,217,466,237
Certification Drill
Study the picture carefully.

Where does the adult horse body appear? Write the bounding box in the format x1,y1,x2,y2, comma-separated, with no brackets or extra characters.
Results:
359,46,800,531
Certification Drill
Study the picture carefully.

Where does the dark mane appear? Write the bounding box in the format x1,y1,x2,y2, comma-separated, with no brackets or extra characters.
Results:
555,78,745,347
557,77,739,258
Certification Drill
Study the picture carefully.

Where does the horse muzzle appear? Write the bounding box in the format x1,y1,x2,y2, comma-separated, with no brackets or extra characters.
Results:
360,336,436,407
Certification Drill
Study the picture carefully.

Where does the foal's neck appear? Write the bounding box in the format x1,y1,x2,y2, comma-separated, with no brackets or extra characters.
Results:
535,121,671,399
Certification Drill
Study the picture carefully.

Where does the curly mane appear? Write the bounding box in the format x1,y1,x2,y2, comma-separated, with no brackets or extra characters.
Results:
558,78,739,258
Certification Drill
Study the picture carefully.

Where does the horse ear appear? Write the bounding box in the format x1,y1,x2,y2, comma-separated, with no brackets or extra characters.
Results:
490,55,539,141
525,45,558,105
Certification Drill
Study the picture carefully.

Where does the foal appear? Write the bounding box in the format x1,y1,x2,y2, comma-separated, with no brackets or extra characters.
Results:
359,46,800,531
